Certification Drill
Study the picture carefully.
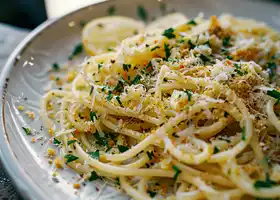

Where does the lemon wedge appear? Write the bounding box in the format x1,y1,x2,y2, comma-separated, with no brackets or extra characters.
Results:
82,16,145,55
146,13,187,31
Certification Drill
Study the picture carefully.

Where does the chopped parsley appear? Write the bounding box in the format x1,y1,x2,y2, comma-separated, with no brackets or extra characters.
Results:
164,43,171,60
116,177,120,185
131,75,141,85
223,36,231,47
147,151,154,160
107,48,114,51
67,140,77,145
107,91,113,101
137,5,148,22
241,127,246,141
107,6,116,15
89,171,99,181
94,132,108,147
116,96,123,107
118,145,129,153
162,28,176,39
172,165,181,179
147,190,157,198
268,62,277,82
64,154,79,163
267,90,280,103
22,127,31,135
68,43,83,60
53,138,61,145
254,173,277,189
186,19,197,25
234,63,246,76
200,54,210,62
188,40,195,49
52,63,60,71
98,63,103,71
89,86,94,95
213,146,220,154
90,111,97,121
227,55,233,60
151,46,160,51
113,80,124,93
204,40,210,46
184,90,192,101
89,150,100,160
123,64,131,72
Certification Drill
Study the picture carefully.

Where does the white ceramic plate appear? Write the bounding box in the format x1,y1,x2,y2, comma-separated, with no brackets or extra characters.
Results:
1,0,280,199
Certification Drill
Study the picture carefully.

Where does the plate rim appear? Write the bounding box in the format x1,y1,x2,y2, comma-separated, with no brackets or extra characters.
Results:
0,1,107,199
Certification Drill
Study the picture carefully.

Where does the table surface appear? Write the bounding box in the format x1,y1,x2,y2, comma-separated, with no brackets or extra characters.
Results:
0,23,29,200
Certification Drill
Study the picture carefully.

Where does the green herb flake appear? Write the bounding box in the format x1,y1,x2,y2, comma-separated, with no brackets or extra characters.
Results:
186,19,197,26
107,48,114,52
131,75,141,85
213,146,220,154
234,63,244,76
64,154,79,163
107,6,116,16
101,86,107,92
267,90,280,102
67,140,77,145
68,43,83,60
200,54,210,62
22,127,31,135
223,36,231,47
79,20,86,28
123,64,131,72
147,151,154,160
254,174,277,189
164,43,171,60
118,145,129,153
89,150,100,160
137,5,148,22
98,63,103,71
116,96,123,107
94,132,108,147
226,55,233,60
53,138,61,145
89,86,94,95
89,171,99,181
90,111,97,121
52,63,60,71
184,90,192,101
188,40,195,49
107,91,113,101
241,127,246,141
151,46,160,51
172,165,181,179
162,28,176,39
116,177,120,185
268,62,277,82
113,80,124,93
147,190,157,198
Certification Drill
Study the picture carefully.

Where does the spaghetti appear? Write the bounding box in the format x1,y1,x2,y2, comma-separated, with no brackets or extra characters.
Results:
41,13,280,199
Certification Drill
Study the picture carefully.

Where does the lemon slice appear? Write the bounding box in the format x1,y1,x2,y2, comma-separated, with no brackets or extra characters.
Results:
82,16,145,55
146,13,187,31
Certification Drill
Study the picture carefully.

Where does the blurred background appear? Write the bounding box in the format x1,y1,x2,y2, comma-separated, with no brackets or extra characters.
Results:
0,0,102,29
